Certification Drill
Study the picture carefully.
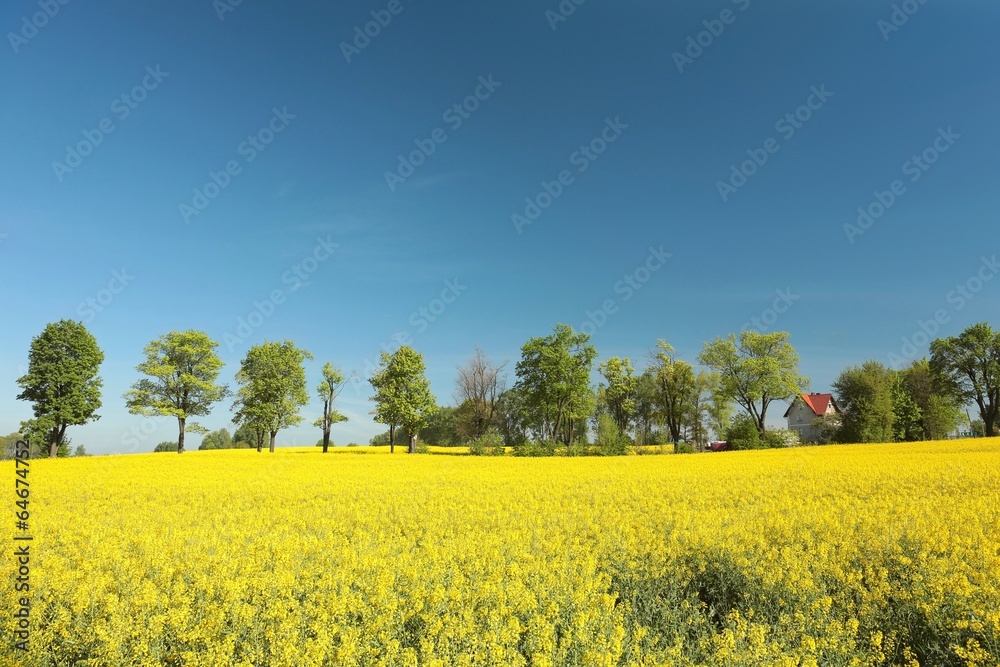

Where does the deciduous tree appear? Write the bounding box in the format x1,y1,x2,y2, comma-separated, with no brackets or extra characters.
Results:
598,357,636,434
649,341,696,451
233,340,314,453
314,362,351,453
454,347,506,439
699,331,808,437
16,320,104,458
124,330,227,454
514,324,597,445
931,323,1000,436
369,346,437,454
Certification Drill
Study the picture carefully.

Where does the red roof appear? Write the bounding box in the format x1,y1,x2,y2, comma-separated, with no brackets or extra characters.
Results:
784,393,840,418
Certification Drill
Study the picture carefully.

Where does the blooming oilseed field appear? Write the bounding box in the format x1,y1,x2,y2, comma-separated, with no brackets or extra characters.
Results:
6,441,1000,667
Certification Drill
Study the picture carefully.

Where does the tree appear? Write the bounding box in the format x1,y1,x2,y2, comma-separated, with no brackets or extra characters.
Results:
314,362,351,453
233,423,264,451
153,440,178,453
900,358,965,440
421,406,460,446
233,340,313,453
699,331,808,437
199,428,233,450
633,369,660,445
649,341,697,451
931,322,1000,436
687,371,719,446
598,357,636,434
454,347,507,439
369,346,438,454
891,374,924,442
16,320,104,458
495,388,529,448
125,330,228,454
833,360,896,443
73,445,88,457
514,324,597,445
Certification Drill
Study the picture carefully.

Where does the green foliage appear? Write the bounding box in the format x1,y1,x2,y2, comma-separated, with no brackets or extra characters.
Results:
811,413,843,444
153,440,178,453
595,413,629,456
124,330,228,454
513,440,558,457
16,320,104,458
232,423,264,450
764,429,799,449
725,413,763,450
495,388,529,448
900,358,965,440
650,340,697,446
468,432,505,456
200,428,244,450
514,324,597,444
233,340,313,453
370,430,408,446
369,346,438,453
72,445,88,457
598,357,637,434
314,362,350,452
891,375,924,442
420,406,460,446
699,331,808,436
931,322,1000,436
676,442,696,454
834,360,897,443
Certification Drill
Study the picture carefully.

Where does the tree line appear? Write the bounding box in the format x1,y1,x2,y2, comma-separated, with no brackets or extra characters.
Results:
11,319,1000,457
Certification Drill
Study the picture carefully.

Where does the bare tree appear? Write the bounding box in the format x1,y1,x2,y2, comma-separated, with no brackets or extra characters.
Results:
454,347,507,439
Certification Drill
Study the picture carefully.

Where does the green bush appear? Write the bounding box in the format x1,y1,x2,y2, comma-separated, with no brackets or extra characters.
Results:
514,440,557,457
764,429,800,448
468,433,505,456
725,414,763,450
677,442,696,454
595,414,630,456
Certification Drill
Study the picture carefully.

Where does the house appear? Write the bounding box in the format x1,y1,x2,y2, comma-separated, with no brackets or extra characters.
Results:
784,393,843,442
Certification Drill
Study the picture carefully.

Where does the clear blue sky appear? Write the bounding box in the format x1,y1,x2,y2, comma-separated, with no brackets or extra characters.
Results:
2,0,998,453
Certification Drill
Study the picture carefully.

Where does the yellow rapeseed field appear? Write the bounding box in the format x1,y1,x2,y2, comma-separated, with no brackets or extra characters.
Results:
5,440,1000,666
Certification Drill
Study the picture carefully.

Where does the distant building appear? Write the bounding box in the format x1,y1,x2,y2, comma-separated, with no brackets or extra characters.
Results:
784,393,843,442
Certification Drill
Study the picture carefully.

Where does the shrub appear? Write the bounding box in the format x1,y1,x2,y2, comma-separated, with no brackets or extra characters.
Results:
468,433,505,456
514,440,557,457
595,414,630,456
725,414,763,450
677,442,696,454
764,429,800,448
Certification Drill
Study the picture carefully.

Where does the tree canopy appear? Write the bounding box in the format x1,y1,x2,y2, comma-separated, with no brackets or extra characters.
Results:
369,346,437,453
699,331,808,436
124,330,229,454
16,320,104,458
514,324,597,444
931,322,1000,436
233,340,314,453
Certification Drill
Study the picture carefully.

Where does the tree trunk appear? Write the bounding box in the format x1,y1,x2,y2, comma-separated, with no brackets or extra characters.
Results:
322,429,331,453
389,424,395,454
269,430,277,454
178,417,186,454
49,439,57,458
408,433,416,454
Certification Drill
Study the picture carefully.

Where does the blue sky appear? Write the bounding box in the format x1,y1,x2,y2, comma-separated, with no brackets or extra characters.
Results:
1,0,998,453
